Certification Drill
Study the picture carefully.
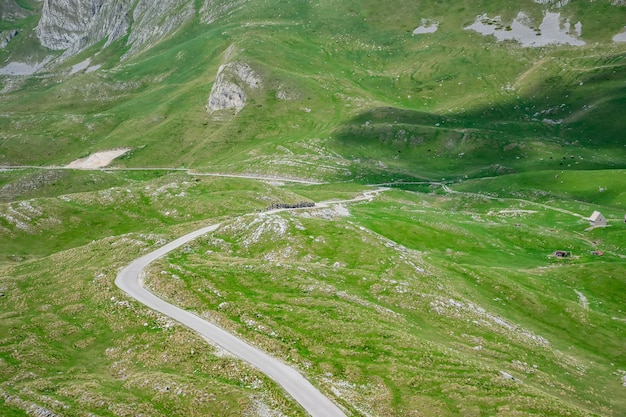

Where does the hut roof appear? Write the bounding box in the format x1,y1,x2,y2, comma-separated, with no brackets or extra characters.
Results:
589,211,603,221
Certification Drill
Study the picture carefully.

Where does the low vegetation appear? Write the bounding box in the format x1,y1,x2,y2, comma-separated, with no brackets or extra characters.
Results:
1,0,625,415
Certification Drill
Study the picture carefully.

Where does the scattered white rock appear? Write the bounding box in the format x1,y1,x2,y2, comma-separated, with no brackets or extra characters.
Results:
491,209,538,216
200,0,249,25
223,214,290,248
534,0,570,7
276,87,298,100
295,204,350,220
246,397,288,417
500,370,522,383
430,297,550,347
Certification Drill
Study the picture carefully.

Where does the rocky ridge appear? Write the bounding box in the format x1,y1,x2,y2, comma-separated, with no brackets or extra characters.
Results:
30,0,255,63
36,0,133,55
123,0,195,59
35,0,196,62
0,0,33,21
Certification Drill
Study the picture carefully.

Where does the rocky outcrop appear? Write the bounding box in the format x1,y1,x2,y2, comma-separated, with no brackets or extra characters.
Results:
0,29,19,49
36,0,132,54
0,0,32,21
28,0,256,62
35,0,195,61
123,0,195,58
207,62,262,113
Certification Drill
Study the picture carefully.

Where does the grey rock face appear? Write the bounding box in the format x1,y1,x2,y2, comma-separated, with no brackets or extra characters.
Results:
36,0,132,54
0,0,32,21
208,80,246,112
35,0,195,61
124,0,195,58
0,30,19,49
207,62,262,113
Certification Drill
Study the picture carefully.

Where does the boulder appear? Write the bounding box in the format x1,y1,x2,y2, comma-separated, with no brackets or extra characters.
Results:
207,62,262,113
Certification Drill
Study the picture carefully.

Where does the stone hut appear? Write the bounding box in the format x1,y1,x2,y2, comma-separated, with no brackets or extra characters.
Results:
589,211,607,227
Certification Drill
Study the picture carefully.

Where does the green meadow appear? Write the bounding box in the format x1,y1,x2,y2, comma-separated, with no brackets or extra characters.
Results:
1,0,625,415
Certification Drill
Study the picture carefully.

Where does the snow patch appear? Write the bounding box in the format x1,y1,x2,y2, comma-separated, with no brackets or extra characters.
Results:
85,64,101,73
465,12,585,47
0,61,43,76
70,58,91,75
66,148,130,169
413,19,439,35
613,27,626,42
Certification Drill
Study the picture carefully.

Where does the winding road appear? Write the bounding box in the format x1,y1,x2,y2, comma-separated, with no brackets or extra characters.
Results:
115,189,386,417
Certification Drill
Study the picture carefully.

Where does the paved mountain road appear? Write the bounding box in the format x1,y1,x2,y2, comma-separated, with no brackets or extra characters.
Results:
116,223,347,417
115,191,387,417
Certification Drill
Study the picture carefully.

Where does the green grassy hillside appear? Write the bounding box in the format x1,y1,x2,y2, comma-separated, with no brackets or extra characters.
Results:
1,0,625,179
1,0,625,416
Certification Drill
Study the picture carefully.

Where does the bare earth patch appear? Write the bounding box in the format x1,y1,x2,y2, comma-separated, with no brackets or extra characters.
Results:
65,149,130,169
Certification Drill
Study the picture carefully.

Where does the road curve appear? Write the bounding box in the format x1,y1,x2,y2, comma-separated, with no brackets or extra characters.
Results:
115,224,349,416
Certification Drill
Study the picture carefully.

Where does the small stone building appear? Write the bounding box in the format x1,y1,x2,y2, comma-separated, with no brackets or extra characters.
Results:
589,211,607,227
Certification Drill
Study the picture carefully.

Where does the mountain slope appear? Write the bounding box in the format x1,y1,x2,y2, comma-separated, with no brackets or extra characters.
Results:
1,0,625,181
1,1,625,416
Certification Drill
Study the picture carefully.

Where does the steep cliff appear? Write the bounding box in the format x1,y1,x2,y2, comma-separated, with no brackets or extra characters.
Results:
0,0,33,21
35,0,195,61
124,0,195,58
36,0,132,54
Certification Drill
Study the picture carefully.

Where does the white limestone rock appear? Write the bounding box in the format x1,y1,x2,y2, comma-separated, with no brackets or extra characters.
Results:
0,0,32,21
207,62,262,113
123,0,195,58
35,0,194,61
0,29,19,49
36,0,132,54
